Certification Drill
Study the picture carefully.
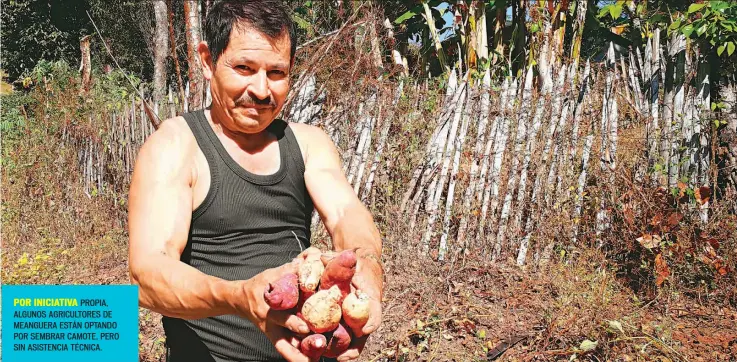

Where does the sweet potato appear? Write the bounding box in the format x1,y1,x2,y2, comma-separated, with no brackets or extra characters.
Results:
301,285,342,333
300,334,327,359
263,273,299,310
296,288,315,313
323,322,352,358
299,252,324,293
342,289,370,331
319,250,357,301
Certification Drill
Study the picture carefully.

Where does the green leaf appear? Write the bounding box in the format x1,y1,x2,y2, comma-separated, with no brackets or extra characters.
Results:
696,24,707,36
711,1,729,12
610,4,623,19
598,5,611,19
681,24,694,37
669,20,681,32
395,8,420,24
688,3,707,14
728,42,735,56
718,44,726,56
636,3,645,15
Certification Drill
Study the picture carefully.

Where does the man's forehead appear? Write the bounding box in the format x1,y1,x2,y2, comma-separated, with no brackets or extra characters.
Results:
228,24,290,52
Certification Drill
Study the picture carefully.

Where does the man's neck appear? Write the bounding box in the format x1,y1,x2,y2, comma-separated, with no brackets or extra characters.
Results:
205,109,275,154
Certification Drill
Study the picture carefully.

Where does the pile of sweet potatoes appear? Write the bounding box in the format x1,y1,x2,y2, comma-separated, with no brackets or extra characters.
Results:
263,249,369,358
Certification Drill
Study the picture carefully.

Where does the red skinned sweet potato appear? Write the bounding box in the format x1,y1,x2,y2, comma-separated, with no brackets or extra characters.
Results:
296,288,316,313
323,322,352,358
319,250,357,301
263,273,299,310
300,334,327,360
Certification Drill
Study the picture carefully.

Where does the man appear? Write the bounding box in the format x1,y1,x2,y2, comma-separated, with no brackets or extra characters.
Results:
127,1,383,361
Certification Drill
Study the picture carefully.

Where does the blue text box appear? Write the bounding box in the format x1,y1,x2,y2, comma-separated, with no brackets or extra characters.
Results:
2,285,139,362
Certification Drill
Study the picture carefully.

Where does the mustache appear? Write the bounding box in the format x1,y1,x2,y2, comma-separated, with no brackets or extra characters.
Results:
235,93,276,108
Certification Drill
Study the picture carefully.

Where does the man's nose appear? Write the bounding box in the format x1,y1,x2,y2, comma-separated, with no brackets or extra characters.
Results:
248,70,270,101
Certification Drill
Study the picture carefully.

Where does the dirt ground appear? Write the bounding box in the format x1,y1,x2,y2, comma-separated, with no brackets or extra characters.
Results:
127,248,737,362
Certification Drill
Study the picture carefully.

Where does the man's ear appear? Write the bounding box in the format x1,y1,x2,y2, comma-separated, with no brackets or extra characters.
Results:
197,41,214,80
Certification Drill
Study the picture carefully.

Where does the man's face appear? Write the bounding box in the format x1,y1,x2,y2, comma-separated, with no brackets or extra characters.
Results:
207,26,291,134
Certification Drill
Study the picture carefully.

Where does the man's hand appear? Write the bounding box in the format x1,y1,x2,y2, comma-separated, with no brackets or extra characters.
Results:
322,249,384,361
236,260,313,362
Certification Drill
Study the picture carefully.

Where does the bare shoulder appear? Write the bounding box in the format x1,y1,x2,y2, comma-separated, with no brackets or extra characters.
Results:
133,116,197,179
287,122,337,166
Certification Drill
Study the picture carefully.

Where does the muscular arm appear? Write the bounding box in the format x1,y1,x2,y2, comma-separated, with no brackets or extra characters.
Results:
301,126,382,261
298,124,384,346
128,119,246,320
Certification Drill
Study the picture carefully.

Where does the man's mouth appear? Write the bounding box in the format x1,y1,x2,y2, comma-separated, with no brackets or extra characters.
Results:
240,105,271,111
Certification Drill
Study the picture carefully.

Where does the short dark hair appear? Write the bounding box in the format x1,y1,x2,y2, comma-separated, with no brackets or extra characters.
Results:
204,0,296,66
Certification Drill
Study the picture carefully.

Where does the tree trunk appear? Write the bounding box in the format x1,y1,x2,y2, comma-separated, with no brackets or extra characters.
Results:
492,0,506,65
475,0,489,62
670,35,686,186
511,0,527,77
570,0,587,72
720,77,737,202
422,0,449,73
79,35,92,94
185,0,204,110
551,0,570,68
153,0,169,104
168,0,185,109
662,32,676,186
538,18,554,93
649,29,661,172
628,51,644,115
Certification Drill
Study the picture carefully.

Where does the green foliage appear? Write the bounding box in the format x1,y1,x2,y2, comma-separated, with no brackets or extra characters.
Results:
0,88,34,140
598,0,626,21
1,0,93,82
673,1,737,57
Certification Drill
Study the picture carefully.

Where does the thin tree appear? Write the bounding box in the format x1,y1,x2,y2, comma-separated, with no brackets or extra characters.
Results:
153,0,169,105
185,0,204,109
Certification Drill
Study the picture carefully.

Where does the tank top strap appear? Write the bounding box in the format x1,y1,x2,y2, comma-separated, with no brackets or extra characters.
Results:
182,110,222,220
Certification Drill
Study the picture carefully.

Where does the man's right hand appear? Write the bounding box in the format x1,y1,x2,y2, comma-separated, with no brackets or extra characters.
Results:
235,260,314,362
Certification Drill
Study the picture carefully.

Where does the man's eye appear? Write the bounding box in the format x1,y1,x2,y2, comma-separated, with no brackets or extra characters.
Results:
269,70,286,76
235,65,251,71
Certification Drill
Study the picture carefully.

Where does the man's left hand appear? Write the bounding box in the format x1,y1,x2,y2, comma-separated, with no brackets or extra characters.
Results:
327,250,383,361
